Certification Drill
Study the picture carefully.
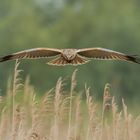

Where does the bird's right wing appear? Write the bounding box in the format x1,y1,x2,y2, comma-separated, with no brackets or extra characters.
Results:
0,48,62,62
77,48,140,64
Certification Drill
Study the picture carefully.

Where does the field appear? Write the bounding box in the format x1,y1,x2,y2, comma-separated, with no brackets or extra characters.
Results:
0,61,140,140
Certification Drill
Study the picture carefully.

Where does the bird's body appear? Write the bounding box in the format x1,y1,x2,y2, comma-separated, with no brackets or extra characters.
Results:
0,48,140,65
62,49,77,61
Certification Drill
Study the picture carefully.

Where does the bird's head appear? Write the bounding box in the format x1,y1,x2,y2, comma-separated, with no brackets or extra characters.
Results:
62,49,77,60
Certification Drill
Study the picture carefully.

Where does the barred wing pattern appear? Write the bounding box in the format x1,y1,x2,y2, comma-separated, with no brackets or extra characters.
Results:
77,48,140,64
0,47,140,65
48,55,89,66
0,48,62,62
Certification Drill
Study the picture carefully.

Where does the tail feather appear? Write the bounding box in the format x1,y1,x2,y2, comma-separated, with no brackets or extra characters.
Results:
47,57,67,66
71,55,89,65
48,55,89,66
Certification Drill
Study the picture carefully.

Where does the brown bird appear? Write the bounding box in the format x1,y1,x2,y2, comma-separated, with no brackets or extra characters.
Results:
0,48,140,66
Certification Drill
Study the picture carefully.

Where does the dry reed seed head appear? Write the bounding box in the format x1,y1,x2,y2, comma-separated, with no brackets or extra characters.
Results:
122,99,132,140
117,111,123,123
103,84,112,111
53,77,65,137
14,60,23,81
55,77,62,94
103,84,112,102
85,87,90,103
104,103,112,112
75,96,82,116
59,97,70,120
55,78,62,101
12,105,22,140
14,104,21,120
85,87,96,112
2,65,140,140
30,94,42,131
54,78,64,115
122,98,128,121
112,97,118,115
31,94,39,114
101,84,113,129
54,78,64,107
75,96,83,126
67,71,78,140
12,105,21,130
40,89,54,116
29,132,40,140
32,103,39,118
13,60,24,96
71,69,78,92
85,86,98,133
75,97,83,140
111,97,119,129
42,88,54,103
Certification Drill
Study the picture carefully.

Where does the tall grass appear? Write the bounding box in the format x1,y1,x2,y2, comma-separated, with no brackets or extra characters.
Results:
0,62,140,140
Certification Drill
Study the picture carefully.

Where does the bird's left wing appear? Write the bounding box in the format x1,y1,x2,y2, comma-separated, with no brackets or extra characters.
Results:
77,48,140,64
0,48,62,62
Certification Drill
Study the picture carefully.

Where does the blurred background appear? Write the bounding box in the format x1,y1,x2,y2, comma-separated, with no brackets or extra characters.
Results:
0,0,140,110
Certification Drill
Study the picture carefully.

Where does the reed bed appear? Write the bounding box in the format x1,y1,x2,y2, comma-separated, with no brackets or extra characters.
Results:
0,61,140,140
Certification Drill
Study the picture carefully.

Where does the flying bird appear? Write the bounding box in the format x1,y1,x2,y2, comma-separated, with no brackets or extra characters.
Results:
0,48,140,66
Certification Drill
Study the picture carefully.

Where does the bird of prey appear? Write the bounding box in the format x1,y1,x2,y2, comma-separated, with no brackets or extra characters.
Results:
0,48,140,66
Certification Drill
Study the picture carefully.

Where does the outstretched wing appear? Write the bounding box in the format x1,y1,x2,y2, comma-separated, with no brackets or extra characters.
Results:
0,48,62,62
77,48,140,64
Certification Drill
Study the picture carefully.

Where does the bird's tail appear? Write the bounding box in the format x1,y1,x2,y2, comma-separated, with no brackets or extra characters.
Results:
48,57,68,66
48,55,89,66
71,55,89,65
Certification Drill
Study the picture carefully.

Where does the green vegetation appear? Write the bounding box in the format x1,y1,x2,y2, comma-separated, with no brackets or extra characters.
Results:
0,1,140,139
0,1,140,106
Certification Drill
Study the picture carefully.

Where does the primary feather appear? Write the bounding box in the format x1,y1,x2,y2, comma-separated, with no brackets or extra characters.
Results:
77,48,140,64
0,48,61,62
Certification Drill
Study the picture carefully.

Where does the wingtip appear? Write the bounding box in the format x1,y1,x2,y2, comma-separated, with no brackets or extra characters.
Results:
0,55,13,62
127,55,140,64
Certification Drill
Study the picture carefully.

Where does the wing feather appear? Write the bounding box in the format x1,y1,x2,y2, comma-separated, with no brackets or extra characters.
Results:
0,48,62,62
77,48,140,64
48,54,89,66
